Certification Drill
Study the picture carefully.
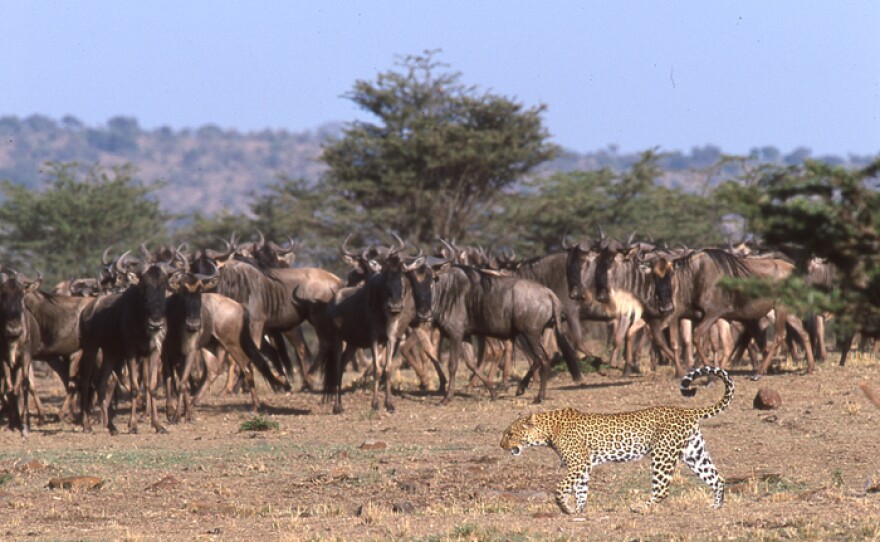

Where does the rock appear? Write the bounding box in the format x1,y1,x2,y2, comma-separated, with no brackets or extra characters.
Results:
866,477,880,494
14,457,47,472
754,388,782,410
47,476,104,490
359,440,387,451
145,475,181,491
392,501,415,514
396,481,417,493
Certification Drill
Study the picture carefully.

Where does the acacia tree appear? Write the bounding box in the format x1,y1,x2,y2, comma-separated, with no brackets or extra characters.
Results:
321,50,557,243
0,161,169,283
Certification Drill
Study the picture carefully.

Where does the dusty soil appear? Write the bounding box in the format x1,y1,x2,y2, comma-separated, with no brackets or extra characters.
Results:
2,354,879,542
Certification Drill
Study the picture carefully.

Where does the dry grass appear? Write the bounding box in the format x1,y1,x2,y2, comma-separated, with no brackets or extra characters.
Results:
0,354,878,541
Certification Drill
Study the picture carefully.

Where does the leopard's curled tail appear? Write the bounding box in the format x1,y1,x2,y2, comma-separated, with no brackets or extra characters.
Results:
679,366,735,419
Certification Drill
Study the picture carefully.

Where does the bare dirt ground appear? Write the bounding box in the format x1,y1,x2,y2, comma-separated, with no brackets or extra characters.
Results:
2,353,879,542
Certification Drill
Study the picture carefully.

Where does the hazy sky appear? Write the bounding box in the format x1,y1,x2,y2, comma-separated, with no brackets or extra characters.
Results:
2,1,878,156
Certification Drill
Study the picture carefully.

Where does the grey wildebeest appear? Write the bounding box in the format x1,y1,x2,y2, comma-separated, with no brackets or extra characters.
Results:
427,246,583,405
638,248,814,378
190,241,342,392
319,238,442,413
163,263,284,421
78,257,182,434
0,272,42,437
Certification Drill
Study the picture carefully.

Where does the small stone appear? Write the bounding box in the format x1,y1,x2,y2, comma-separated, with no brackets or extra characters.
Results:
396,481,417,493
47,476,104,490
359,440,387,451
145,475,181,491
392,501,415,514
14,458,47,472
754,388,782,410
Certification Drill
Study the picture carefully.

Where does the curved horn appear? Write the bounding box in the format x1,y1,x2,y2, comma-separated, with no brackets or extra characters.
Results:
139,242,152,262
193,258,219,281
439,239,460,262
340,232,359,258
256,229,265,248
388,232,407,257
597,226,606,241
626,231,637,248
115,250,133,273
174,249,190,272
102,245,115,266
561,232,573,250
15,270,42,287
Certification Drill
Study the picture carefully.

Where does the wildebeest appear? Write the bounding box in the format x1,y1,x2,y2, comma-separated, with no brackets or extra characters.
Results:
78,257,182,434
0,272,42,437
642,248,814,377
191,240,342,391
319,236,440,413
164,263,285,421
427,245,583,405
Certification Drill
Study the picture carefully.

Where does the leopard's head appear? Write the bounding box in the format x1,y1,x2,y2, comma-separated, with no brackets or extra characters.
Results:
500,413,550,456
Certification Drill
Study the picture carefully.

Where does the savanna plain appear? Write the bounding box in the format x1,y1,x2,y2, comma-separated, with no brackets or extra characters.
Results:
1,353,879,542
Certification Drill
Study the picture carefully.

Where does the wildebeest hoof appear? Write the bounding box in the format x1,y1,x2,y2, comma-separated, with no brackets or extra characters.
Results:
750,373,763,381
515,386,526,396
156,426,168,434
109,427,119,436
385,403,396,413
332,405,344,415
532,396,544,404
371,400,381,411
128,427,138,435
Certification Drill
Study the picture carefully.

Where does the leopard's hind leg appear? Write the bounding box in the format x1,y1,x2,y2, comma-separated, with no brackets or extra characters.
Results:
681,429,725,508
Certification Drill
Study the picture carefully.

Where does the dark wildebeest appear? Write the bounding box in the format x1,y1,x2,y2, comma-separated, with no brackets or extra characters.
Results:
78,256,183,434
0,273,42,437
191,240,342,392
319,238,443,413
640,248,814,378
427,246,583,405
164,263,284,421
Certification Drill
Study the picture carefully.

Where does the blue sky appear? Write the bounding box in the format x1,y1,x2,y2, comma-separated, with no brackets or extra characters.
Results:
2,1,878,156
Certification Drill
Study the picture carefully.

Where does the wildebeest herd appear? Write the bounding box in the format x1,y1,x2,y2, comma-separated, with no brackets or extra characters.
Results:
0,230,848,439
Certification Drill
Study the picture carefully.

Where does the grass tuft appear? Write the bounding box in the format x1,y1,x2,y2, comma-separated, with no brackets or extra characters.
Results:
239,415,279,432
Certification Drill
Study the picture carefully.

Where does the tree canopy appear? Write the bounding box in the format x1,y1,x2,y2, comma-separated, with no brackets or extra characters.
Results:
0,162,169,283
321,50,557,243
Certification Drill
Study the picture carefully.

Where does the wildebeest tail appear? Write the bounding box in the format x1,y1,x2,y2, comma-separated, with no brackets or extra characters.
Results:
240,311,291,392
552,295,583,382
680,365,735,419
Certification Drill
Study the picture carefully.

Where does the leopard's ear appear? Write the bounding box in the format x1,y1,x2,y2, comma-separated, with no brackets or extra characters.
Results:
523,413,538,427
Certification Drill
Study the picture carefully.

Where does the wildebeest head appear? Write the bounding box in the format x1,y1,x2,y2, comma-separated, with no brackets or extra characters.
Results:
592,231,637,304
563,239,596,302
251,231,298,269
169,262,220,332
407,254,452,322
650,257,676,314
0,272,41,339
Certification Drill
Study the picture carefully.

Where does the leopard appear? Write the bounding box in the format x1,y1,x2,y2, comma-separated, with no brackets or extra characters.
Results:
500,365,734,514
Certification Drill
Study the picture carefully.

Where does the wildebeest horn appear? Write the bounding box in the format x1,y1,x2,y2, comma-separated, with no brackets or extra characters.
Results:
116,250,133,273
256,229,266,248
561,232,573,250
439,238,460,261
388,232,407,257
140,242,152,262
193,258,219,282
340,232,359,258
597,226,606,241
174,249,190,272
626,231,637,248
102,245,114,266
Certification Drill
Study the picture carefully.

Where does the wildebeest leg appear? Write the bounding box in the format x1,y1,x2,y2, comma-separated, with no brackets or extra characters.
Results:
624,319,646,375
813,314,828,362
691,315,721,369
27,364,45,425
283,327,314,390
523,330,553,404
194,348,220,404
414,326,446,395
400,332,430,390
126,357,140,433
441,336,496,406
78,348,99,433
755,308,788,379
98,364,118,435
225,345,262,413
175,349,201,421
143,353,165,433
649,322,684,376
838,333,855,366
785,315,815,374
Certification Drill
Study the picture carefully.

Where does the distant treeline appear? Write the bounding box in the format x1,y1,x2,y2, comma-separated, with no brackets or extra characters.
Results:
2,114,874,216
